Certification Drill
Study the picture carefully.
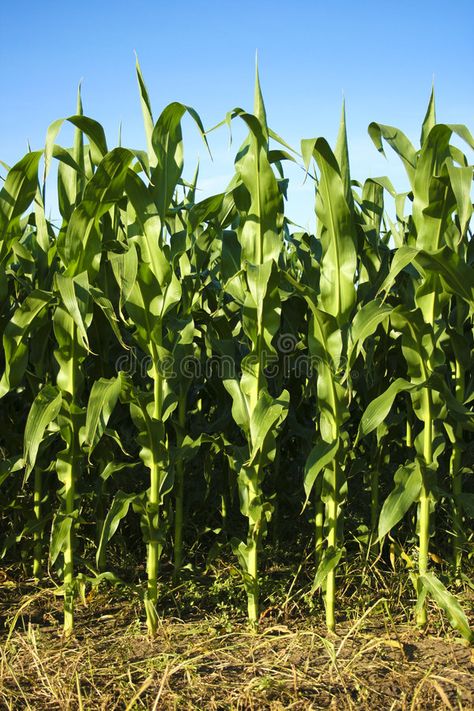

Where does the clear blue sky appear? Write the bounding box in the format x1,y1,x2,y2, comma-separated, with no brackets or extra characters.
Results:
1,0,473,228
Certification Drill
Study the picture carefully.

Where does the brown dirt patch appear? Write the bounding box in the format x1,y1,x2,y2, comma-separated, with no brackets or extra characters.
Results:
0,583,472,710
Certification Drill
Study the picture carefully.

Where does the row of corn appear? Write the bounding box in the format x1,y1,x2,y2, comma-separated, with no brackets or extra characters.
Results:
0,64,472,639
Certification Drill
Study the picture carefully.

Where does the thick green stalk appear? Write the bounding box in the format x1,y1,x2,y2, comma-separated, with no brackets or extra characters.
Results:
147,460,160,618
173,389,187,580
147,358,164,635
451,304,465,572
63,456,76,636
325,458,338,632
314,477,324,566
247,480,260,626
60,320,81,637
95,489,106,571
33,467,42,579
370,447,382,539
271,442,281,547
245,323,265,624
63,395,80,637
450,354,465,572
417,389,432,627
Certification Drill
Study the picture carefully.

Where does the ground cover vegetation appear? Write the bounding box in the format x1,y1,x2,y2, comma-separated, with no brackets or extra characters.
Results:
0,61,473,707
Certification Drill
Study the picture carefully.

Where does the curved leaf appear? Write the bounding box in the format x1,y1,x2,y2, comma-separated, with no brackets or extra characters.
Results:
419,573,473,642
359,378,418,439
378,462,421,539
24,385,62,478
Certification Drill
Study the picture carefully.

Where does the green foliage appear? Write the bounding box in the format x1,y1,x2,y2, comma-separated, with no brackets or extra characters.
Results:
0,73,472,643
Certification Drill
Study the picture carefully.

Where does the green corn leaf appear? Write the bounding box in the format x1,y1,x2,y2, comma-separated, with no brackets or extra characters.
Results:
45,115,107,180
446,123,474,151
359,378,418,439
223,378,250,435
125,169,170,283
83,373,124,454
235,113,283,265
243,262,281,351
446,163,473,238
377,246,419,297
308,307,342,367
50,512,74,565
0,151,42,234
109,243,138,317
420,86,436,147
253,59,268,140
419,573,473,642
73,83,85,198
0,290,52,398
0,456,24,487
367,122,417,188
232,537,256,577
61,147,134,272
24,385,62,478
55,272,91,349
129,394,171,475
347,300,393,368
135,55,155,166
361,178,384,234
306,137,357,324
189,193,225,232
303,438,339,504
413,125,453,243
311,546,343,593
378,462,422,539
89,287,127,347
96,490,138,569
125,262,181,345
150,102,209,223
379,244,474,307
335,100,352,209
247,389,289,467
414,247,474,308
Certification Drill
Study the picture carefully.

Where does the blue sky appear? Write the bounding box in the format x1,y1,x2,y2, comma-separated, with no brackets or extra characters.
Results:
1,0,473,228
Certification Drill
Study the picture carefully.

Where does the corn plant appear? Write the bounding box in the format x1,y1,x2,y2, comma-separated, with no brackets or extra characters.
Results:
0,70,472,643
358,94,474,630
217,71,290,624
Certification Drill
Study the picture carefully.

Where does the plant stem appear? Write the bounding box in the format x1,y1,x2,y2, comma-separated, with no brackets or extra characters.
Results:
247,486,260,626
370,446,382,547
451,431,463,572
146,458,160,636
417,389,432,627
451,304,465,572
146,355,164,636
314,476,324,567
33,467,42,580
63,455,76,636
325,458,338,632
173,389,187,580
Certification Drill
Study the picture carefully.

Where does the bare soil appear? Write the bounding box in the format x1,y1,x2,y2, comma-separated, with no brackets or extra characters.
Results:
0,577,473,710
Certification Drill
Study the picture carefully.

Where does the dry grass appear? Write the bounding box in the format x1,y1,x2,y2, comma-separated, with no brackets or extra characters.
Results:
0,580,472,710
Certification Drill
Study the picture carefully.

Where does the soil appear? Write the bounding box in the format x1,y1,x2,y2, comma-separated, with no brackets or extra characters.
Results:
0,577,473,710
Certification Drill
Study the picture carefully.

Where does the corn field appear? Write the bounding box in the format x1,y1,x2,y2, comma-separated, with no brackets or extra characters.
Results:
0,63,473,642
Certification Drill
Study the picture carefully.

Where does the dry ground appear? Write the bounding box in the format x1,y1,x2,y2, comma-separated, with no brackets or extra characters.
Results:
0,577,473,710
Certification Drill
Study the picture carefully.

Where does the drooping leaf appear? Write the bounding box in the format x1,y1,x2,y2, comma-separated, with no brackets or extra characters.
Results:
359,378,418,439
303,439,339,504
83,373,124,454
419,573,473,642
378,462,422,539
24,385,62,478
